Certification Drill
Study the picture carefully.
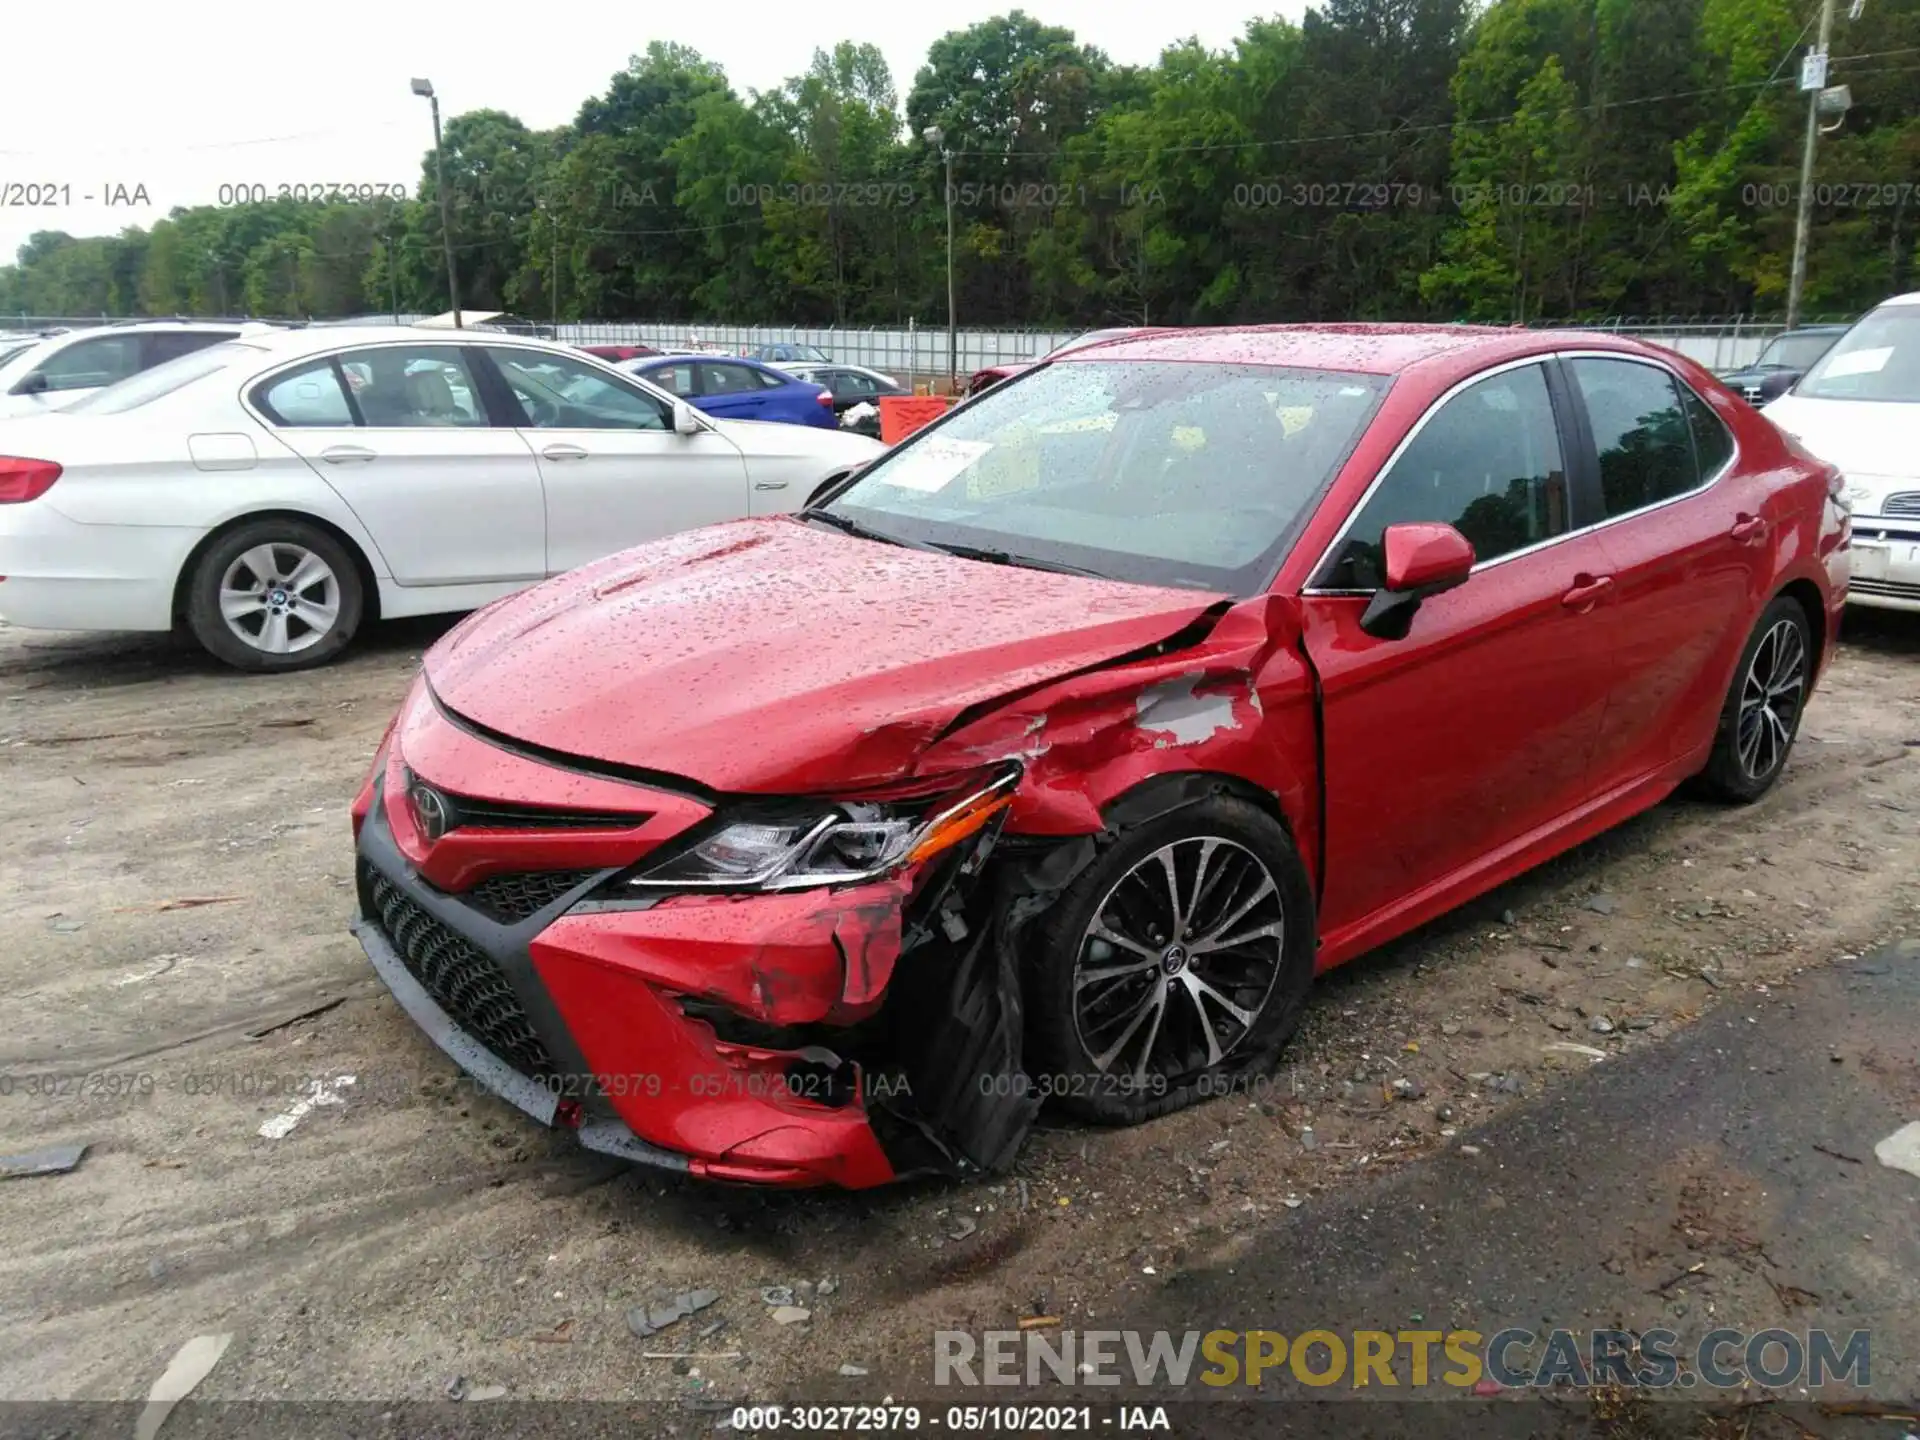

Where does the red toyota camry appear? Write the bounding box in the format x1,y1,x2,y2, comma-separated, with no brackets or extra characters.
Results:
349,325,1849,1188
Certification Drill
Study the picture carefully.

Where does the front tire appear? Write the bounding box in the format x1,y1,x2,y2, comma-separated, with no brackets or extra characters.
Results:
1698,596,1812,802
184,519,363,672
1027,794,1315,1125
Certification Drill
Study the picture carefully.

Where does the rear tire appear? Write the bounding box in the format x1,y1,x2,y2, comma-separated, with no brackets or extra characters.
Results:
184,519,363,673
1026,795,1315,1125
1698,596,1812,802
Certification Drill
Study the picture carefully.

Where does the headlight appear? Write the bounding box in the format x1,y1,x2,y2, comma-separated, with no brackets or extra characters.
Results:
612,767,1019,894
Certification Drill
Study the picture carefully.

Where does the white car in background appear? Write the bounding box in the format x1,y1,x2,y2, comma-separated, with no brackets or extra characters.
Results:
1764,291,1920,613
0,327,885,671
0,321,267,419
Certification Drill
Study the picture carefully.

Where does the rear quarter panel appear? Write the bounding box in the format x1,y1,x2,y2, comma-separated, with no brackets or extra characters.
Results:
1680,357,1847,676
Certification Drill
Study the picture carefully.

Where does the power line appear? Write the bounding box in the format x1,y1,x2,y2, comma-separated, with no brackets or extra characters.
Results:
940,73,1812,160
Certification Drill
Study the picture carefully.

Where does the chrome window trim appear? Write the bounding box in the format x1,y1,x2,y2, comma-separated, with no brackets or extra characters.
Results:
240,337,687,431
1301,349,1741,596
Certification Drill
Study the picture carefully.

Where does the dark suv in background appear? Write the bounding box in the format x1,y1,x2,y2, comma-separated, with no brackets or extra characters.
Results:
1718,325,1849,406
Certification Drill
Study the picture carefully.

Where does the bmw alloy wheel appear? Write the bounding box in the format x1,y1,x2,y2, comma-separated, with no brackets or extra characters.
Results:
218,543,341,656
1736,616,1806,782
1070,837,1286,1084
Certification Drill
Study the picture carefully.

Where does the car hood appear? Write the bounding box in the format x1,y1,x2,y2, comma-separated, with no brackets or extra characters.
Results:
1763,393,1920,478
424,517,1226,793
705,415,884,465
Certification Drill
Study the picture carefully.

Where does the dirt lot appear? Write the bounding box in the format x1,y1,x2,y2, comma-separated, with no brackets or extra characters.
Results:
1,609,1917,1411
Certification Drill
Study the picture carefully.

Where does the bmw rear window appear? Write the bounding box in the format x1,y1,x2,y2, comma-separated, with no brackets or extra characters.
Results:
68,342,268,414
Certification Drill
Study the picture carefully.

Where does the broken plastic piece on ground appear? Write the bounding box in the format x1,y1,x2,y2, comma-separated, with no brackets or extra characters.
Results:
136,1333,232,1440
1873,1121,1920,1180
627,1289,721,1339
0,1143,88,1178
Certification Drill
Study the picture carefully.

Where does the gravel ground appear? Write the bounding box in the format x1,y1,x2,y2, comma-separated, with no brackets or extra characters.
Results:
0,609,1916,1415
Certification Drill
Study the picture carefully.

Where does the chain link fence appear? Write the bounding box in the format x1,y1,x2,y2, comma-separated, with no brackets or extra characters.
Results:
5,312,1862,378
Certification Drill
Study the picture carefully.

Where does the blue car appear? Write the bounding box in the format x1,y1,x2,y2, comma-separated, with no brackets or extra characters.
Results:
624,354,838,428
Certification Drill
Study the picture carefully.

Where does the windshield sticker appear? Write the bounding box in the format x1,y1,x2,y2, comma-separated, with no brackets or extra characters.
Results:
1821,347,1891,378
874,436,994,492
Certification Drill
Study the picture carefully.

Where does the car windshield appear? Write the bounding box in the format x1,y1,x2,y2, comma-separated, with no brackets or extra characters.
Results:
1795,307,1920,402
1755,332,1840,369
820,360,1387,593
66,342,267,414
0,342,31,369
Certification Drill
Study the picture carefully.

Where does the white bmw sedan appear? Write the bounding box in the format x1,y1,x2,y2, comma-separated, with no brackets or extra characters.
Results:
0,327,885,670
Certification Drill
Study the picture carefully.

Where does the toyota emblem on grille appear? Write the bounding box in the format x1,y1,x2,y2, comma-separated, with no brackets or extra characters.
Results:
409,781,451,841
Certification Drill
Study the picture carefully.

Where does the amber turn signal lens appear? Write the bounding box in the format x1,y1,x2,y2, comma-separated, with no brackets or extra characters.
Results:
906,780,1017,864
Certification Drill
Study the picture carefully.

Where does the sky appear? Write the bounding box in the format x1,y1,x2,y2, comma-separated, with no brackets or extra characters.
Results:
0,0,1307,279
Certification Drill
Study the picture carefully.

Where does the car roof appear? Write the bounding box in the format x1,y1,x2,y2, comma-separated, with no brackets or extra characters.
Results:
1878,291,1920,308
234,326,596,363
38,319,267,340
1059,323,1664,378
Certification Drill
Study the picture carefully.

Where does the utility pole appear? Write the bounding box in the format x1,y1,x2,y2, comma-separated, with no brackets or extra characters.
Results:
412,78,462,327
1786,0,1840,330
544,199,560,334
386,230,400,324
923,125,957,391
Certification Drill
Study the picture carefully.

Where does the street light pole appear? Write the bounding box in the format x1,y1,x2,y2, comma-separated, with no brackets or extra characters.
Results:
924,125,957,391
412,78,462,328
1786,0,1839,330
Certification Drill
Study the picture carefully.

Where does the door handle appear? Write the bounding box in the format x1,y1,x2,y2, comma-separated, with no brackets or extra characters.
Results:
1561,574,1614,611
541,443,589,461
755,480,789,491
1731,513,1769,544
319,445,375,464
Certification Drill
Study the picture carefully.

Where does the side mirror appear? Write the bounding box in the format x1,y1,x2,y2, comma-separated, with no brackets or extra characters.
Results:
14,371,49,396
1360,522,1475,640
672,400,704,435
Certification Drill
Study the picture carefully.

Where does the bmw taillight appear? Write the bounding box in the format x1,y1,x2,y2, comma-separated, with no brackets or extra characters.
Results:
0,457,60,504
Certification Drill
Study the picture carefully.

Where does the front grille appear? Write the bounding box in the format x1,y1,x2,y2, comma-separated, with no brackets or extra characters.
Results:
1883,492,1920,519
463,869,598,925
403,769,649,834
363,865,557,1079
1850,577,1920,600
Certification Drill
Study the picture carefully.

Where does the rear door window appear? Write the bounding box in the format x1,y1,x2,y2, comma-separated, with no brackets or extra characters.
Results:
1568,358,1701,518
699,362,760,395
254,359,355,427
330,345,489,427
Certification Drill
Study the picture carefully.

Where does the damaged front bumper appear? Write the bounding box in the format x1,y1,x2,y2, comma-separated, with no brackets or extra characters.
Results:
351,763,1043,1189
